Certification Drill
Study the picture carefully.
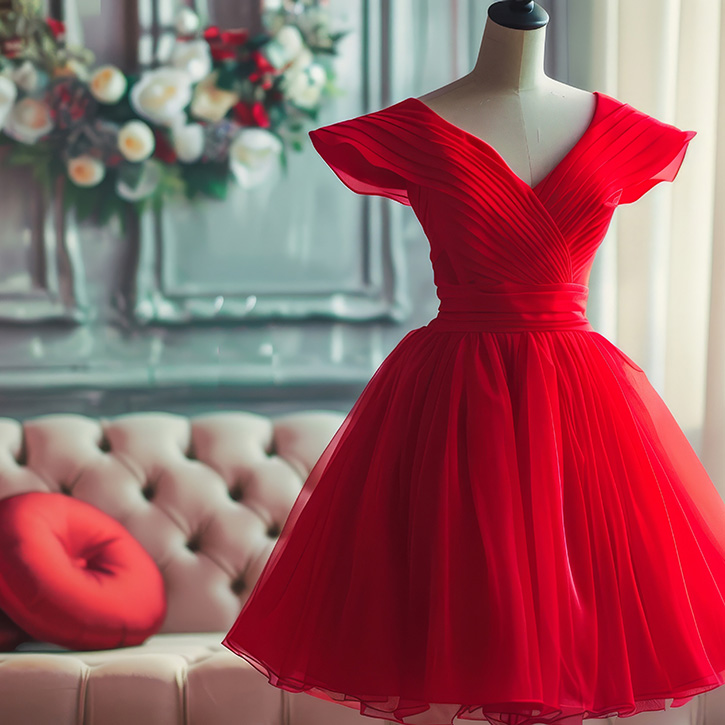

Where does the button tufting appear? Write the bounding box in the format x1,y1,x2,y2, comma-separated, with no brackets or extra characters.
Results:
59,483,72,495
186,535,201,553
14,442,27,466
267,523,280,538
229,484,243,501
98,436,111,453
141,483,156,501
230,575,245,595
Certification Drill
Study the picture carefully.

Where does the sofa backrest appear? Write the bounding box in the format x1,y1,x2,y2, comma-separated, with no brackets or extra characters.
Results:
0,410,344,633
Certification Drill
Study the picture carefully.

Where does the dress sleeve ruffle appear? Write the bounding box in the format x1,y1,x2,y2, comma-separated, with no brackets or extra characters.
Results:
308,110,412,207
615,114,697,205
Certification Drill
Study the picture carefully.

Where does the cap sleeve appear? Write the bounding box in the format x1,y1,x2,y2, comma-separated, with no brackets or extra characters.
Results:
615,112,697,205
308,107,411,206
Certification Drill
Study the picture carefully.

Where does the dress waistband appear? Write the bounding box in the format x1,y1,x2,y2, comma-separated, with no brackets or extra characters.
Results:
427,282,594,332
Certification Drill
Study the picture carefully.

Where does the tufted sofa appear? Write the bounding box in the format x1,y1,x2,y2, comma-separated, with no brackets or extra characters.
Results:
0,411,721,725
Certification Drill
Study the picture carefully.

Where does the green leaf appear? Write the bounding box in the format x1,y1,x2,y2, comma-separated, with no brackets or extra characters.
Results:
181,159,231,200
204,178,228,200
246,33,271,50
118,161,144,189
29,159,51,188
307,45,338,55
237,58,256,77
7,147,50,165
216,61,239,91
97,197,119,225
156,165,186,199
74,187,97,222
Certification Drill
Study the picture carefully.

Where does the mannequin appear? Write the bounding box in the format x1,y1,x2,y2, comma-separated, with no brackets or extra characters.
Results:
416,0,596,189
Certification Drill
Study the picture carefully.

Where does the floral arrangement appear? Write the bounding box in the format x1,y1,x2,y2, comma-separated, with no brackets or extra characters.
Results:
0,0,348,229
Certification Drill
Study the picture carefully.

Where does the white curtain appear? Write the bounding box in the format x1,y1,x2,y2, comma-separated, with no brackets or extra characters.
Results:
566,0,725,498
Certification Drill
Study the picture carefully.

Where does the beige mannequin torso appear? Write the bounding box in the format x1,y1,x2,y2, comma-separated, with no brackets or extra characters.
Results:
416,17,596,189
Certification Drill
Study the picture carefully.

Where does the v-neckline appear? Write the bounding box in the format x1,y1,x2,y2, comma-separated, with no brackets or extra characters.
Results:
404,91,602,193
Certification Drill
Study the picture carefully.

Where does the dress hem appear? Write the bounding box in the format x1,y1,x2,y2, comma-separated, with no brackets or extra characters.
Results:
221,636,725,725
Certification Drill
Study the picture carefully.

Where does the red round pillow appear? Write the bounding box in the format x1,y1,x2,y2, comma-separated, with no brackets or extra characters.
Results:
0,492,167,650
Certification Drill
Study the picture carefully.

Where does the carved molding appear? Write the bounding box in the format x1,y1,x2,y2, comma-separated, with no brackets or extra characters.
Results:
0,172,90,324
131,199,411,325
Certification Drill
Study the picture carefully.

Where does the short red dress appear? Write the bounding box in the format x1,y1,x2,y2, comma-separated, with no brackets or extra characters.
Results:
222,91,725,725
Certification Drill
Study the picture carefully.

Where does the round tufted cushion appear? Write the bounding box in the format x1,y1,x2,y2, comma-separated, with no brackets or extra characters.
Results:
0,608,29,651
0,492,167,650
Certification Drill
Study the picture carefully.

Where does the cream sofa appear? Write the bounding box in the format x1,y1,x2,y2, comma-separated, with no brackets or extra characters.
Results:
0,411,720,725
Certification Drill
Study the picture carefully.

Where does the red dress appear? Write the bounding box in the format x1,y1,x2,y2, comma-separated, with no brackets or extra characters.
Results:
222,91,725,725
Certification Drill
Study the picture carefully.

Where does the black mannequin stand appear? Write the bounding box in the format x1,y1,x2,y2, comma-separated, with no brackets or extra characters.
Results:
488,0,549,30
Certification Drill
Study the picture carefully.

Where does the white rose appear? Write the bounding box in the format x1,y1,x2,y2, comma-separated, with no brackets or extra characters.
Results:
0,75,17,131
89,65,127,104
307,63,327,87
288,81,322,110
262,40,286,69
117,159,162,201
170,39,211,83
275,26,305,61
190,71,240,123
67,155,105,187
174,8,200,36
130,67,193,126
285,47,313,77
263,25,306,69
3,97,53,144
285,61,326,109
229,127,282,189
172,122,204,163
118,120,155,162
281,47,313,94
11,60,39,93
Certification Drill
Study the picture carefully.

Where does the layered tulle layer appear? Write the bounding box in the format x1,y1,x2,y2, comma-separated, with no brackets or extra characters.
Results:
222,325,725,725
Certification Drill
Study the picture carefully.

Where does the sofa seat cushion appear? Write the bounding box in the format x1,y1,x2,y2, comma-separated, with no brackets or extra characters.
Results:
0,492,167,650
0,633,274,725
13,631,231,659
0,633,369,725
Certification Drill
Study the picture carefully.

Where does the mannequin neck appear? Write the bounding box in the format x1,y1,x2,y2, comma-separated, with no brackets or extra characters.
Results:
469,18,548,92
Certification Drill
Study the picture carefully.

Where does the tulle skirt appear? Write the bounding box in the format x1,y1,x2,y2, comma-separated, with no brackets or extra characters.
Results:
222,323,725,725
